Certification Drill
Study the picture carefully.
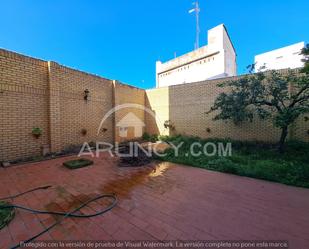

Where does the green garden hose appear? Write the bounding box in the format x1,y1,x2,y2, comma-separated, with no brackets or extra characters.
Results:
0,186,117,249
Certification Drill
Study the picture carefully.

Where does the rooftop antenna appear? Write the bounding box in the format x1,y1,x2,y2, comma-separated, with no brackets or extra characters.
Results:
189,1,200,50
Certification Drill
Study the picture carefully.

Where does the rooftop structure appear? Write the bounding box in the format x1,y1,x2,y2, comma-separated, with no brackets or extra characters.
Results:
156,24,237,88
255,42,305,72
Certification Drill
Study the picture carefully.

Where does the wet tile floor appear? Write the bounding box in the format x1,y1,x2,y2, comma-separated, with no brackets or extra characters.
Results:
0,153,309,248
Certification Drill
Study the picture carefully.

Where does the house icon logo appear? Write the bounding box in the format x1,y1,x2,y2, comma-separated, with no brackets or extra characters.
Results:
97,103,166,140
116,112,145,138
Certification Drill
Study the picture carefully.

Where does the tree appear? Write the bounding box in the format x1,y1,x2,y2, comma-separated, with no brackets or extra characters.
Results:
207,68,309,153
301,43,309,74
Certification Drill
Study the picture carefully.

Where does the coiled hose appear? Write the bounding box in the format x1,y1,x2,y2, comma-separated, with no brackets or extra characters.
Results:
0,185,117,249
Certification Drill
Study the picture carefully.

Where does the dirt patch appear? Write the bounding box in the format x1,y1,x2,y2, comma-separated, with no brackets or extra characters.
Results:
118,144,152,167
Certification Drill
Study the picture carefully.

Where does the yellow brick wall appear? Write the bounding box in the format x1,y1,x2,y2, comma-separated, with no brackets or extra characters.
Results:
0,49,115,162
0,49,50,161
114,81,145,143
0,48,307,163
146,76,308,143
293,117,309,142
48,62,114,151
289,81,309,142
145,87,170,136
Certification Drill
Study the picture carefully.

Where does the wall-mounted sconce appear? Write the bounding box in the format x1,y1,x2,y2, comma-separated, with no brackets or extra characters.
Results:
81,128,87,136
84,89,90,101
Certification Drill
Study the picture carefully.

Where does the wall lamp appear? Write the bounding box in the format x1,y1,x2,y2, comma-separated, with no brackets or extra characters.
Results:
84,89,90,101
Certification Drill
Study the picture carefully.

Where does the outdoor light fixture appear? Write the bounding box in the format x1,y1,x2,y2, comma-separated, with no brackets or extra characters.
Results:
84,89,90,101
81,128,87,136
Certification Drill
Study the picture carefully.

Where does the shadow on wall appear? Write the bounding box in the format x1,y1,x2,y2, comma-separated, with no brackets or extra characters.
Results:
167,80,281,142
145,88,169,137
146,77,288,143
114,82,147,143
0,48,307,163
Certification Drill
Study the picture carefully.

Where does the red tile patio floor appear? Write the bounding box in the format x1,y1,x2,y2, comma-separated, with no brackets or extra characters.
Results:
0,153,309,248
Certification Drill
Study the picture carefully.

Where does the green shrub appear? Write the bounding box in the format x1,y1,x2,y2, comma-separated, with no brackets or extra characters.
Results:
207,158,238,174
142,132,151,141
142,133,159,142
157,135,171,142
156,135,309,188
32,127,42,138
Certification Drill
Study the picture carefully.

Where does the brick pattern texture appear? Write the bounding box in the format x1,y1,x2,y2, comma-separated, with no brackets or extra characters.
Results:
0,48,308,162
114,82,145,143
48,62,114,151
0,49,50,161
146,75,309,143
0,49,115,161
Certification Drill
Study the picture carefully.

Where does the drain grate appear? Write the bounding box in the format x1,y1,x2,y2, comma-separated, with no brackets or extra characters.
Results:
63,158,94,169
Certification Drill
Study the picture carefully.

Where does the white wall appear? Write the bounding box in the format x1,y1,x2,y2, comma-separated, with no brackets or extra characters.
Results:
156,24,237,88
255,42,305,72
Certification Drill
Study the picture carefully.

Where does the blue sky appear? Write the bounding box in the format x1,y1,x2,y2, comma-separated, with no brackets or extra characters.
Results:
0,0,308,89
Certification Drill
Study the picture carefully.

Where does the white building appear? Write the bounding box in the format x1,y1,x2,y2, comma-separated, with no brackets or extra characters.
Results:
255,42,305,72
156,24,237,88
